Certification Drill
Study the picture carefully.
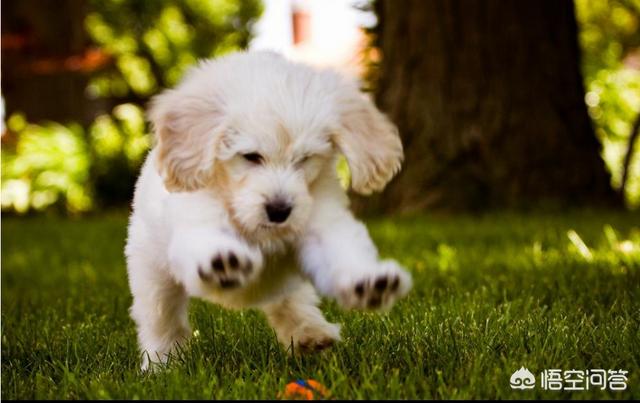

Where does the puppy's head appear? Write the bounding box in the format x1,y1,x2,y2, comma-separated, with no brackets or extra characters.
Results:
149,52,403,245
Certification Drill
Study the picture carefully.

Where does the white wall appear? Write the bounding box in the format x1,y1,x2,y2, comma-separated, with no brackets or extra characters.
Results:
250,0,376,76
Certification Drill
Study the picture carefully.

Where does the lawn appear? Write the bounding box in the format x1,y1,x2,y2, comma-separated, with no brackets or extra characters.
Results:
2,209,639,399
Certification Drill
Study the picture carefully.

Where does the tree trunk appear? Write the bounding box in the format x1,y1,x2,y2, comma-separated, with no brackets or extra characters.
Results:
363,0,621,213
619,111,640,201
1,0,105,125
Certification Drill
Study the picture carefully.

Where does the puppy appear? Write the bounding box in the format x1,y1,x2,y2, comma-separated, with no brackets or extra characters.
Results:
125,51,412,370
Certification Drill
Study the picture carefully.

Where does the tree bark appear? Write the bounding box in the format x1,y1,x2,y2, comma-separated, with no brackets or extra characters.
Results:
1,0,105,125
619,111,640,200
363,0,621,213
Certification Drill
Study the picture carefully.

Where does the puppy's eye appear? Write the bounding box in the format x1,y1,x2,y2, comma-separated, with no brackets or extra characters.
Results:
243,153,264,164
296,155,310,166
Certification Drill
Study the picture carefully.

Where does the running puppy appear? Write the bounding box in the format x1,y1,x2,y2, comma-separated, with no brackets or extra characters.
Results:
125,51,412,370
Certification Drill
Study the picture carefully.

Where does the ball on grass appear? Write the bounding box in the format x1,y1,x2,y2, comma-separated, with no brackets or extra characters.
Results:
279,379,330,400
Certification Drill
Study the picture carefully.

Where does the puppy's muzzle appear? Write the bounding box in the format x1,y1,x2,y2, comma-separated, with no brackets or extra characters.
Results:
265,200,292,224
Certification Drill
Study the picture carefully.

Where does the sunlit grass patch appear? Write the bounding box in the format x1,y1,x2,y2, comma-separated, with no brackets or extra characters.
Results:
1,210,639,399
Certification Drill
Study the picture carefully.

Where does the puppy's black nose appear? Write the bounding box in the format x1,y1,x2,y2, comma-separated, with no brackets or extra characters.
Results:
265,201,292,223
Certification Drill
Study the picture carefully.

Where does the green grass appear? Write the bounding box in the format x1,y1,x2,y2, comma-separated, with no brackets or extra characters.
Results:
2,210,639,399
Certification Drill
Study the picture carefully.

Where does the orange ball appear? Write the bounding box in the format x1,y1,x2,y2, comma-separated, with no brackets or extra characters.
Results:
279,379,330,400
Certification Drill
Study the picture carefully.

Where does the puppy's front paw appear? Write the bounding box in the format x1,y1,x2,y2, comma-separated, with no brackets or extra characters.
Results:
170,233,263,294
337,260,412,311
196,245,261,290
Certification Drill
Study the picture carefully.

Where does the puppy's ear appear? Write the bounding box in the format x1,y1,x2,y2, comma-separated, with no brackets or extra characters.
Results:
332,86,403,195
148,89,226,192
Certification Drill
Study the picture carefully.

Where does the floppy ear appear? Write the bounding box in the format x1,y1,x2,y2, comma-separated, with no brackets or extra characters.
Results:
148,89,226,192
332,87,404,195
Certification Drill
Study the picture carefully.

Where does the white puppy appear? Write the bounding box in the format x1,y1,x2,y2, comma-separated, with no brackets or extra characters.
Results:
125,51,412,370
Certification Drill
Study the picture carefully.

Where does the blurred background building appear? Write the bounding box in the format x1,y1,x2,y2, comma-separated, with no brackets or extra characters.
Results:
250,0,375,78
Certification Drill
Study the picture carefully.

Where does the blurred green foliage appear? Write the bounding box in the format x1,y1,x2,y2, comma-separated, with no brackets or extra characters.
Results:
1,114,92,213
85,0,262,99
576,0,640,207
88,103,151,207
2,1,639,213
1,0,262,214
1,104,149,213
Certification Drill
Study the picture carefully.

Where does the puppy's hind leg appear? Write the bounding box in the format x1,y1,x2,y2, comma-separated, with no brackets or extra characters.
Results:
127,253,191,371
261,281,341,354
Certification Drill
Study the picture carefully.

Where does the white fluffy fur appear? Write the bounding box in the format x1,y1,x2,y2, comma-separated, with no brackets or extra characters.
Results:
125,51,412,370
